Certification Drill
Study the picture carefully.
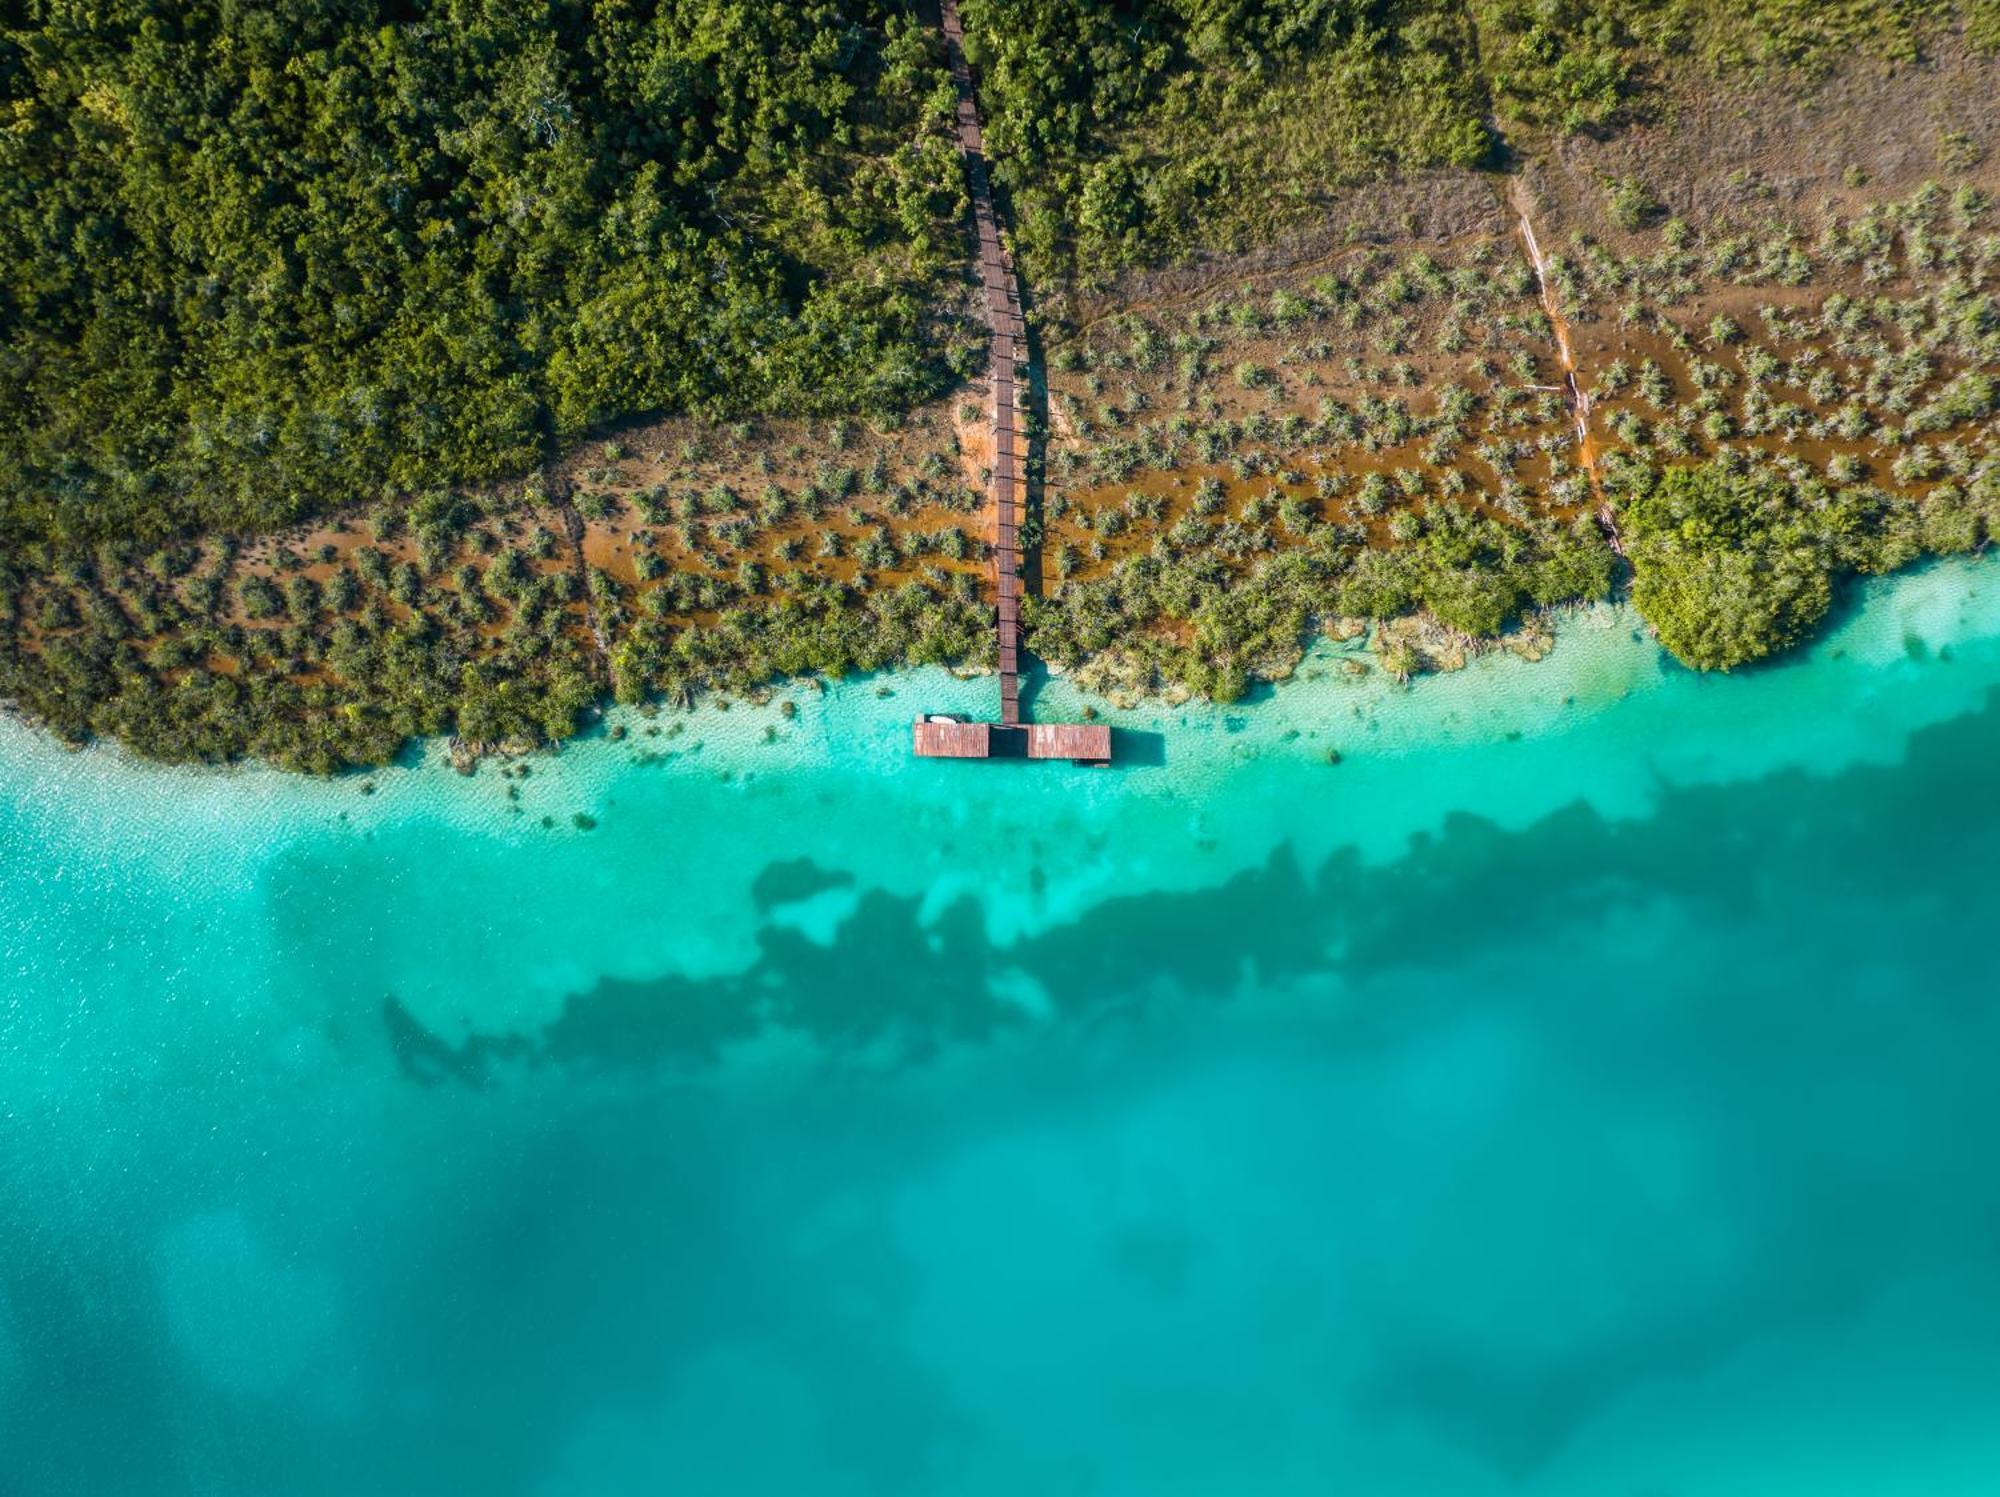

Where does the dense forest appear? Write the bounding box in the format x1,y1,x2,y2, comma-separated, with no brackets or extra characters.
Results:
4,0,1995,550
961,0,1490,280
0,0,974,546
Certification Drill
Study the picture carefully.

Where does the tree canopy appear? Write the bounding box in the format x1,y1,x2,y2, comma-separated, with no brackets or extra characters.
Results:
963,0,1492,282
0,0,972,546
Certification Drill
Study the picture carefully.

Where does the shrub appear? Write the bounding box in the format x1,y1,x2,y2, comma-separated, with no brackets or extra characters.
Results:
238,576,283,621
1605,176,1663,230
1619,463,1837,670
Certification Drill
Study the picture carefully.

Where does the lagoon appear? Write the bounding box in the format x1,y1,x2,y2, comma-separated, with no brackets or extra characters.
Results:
6,561,2000,1494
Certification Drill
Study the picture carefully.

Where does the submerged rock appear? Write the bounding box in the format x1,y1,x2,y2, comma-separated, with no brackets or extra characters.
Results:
447,735,542,774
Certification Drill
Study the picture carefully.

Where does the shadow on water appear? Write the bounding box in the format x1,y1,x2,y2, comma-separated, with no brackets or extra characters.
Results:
1668,555,1971,684
1015,658,1044,722
750,857,856,909
357,686,2000,1488
384,995,531,1088
388,683,2000,1086
17,686,2000,1497
1109,727,1166,766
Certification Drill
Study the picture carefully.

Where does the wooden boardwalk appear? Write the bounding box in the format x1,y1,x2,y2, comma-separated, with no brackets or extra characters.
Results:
941,0,1025,728
915,0,1111,766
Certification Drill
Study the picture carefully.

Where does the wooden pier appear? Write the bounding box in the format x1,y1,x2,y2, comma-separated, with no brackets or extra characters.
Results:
915,717,1113,764
916,0,1111,766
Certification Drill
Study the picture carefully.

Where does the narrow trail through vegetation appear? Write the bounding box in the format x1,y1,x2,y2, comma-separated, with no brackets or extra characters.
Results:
1507,176,1623,555
552,489,612,662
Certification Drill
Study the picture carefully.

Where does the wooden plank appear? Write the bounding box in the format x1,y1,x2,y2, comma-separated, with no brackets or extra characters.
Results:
913,718,991,758
1026,723,1112,761
944,0,1048,747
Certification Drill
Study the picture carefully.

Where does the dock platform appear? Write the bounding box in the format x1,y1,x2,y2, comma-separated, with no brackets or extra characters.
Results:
913,717,1112,766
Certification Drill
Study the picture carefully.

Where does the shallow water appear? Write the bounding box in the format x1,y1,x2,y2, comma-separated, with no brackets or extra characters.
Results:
6,561,2000,1495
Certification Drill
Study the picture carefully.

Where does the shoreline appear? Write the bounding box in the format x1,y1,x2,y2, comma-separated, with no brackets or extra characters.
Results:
6,550,1995,800
6,554,2000,1043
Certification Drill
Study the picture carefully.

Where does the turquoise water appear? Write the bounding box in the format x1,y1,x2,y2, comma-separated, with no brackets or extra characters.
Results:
7,561,2000,1494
